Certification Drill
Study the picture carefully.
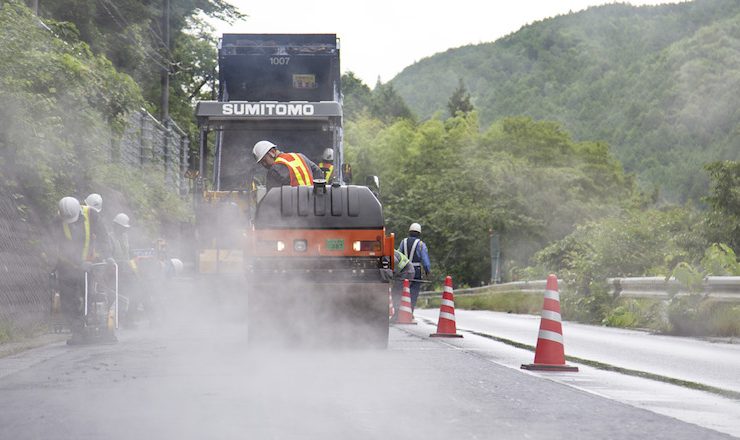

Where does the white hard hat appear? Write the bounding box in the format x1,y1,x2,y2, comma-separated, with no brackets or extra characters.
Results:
113,213,130,228
253,140,276,162
409,222,421,233
322,148,334,161
84,193,102,212
58,197,81,224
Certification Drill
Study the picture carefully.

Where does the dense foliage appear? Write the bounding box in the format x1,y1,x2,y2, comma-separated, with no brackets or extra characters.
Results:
703,161,740,251
534,207,705,294
391,0,740,202
344,106,635,286
30,0,241,132
0,2,188,232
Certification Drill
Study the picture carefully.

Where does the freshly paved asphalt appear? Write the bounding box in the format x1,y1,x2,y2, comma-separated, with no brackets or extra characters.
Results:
0,294,737,440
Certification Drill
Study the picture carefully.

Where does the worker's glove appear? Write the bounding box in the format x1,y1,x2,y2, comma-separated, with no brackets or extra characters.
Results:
81,261,93,272
105,257,116,266
379,268,393,283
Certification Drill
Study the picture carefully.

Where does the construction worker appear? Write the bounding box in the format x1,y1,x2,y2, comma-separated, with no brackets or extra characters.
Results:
84,193,111,257
109,213,141,326
398,222,431,312
391,249,415,322
110,213,132,263
84,193,103,213
252,140,323,190
318,148,335,182
54,196,112,344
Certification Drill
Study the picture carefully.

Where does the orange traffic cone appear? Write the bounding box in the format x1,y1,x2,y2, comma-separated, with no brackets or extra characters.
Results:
521,274,578,372
395,279,416,325
430,276,463,338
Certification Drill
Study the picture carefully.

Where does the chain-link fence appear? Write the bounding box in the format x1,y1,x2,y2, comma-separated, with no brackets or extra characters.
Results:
116,109,190,195
0,193,52,340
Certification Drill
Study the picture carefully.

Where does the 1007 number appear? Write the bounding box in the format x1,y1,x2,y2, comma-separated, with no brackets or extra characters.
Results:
270,57,290,65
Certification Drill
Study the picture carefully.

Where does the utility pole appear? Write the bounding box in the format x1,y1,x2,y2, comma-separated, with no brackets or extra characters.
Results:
160,0,170,121
32,0,39,14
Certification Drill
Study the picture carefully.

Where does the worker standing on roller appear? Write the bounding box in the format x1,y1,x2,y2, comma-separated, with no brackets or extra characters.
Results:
398,222,431,313
317,148,335,182
252,140,323,190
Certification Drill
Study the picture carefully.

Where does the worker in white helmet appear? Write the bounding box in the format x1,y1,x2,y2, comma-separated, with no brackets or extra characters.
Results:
110,212,141,327
252,140,323,190
111,213,131,262
84,194,111,257
318,148,335,182
398,222,432,313
84,193,103,213
54,196,112,344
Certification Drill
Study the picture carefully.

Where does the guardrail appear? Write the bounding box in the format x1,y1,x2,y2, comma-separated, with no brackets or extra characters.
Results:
419,276,740,302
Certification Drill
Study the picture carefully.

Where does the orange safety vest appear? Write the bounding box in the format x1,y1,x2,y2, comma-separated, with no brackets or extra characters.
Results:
63,205,92,262
318,161,334,181
274,153,314,186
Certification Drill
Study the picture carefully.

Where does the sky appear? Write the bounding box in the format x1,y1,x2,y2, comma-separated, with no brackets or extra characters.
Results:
211,0,686,86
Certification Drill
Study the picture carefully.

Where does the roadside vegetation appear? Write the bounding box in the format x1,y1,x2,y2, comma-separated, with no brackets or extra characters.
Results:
0,0,235,232
343,64,739,338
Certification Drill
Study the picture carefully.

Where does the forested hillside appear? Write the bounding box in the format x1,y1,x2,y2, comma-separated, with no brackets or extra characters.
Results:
391,0,740,202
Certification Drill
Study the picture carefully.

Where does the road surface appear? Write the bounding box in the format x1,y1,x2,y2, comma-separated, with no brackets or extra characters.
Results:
0,292,738,439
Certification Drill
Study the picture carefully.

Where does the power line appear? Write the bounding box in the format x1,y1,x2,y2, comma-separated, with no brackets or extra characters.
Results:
98,0,170,67
99,0,174,59
95,0,171,70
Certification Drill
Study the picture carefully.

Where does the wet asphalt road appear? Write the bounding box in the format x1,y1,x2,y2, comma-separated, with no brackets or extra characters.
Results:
0,295,737,440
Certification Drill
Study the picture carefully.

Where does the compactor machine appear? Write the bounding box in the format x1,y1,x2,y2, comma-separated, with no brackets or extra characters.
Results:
194,34,393,347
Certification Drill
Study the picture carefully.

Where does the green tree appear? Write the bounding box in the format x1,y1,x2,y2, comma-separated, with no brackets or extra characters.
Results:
33,0,243,129
447,78,474,117
370,79,415,123
341,72,372,120
345,111,636,286
703,161,740,251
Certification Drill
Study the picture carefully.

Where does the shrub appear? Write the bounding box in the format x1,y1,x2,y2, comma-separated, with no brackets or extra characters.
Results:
710,305,740,337
602,298,667,330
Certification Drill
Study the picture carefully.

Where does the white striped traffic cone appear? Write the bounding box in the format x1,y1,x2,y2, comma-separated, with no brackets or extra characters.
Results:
430,276,463,338
521,274,578,372
395,279,416,325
